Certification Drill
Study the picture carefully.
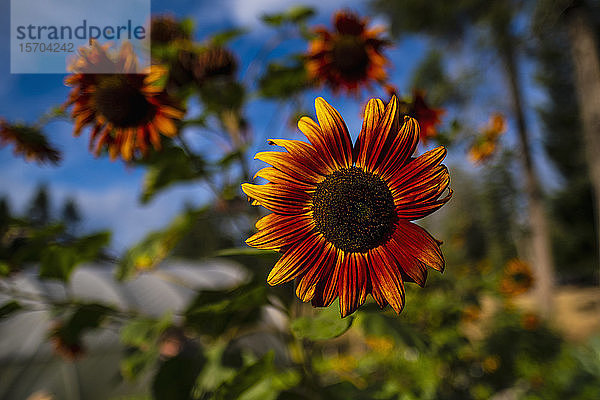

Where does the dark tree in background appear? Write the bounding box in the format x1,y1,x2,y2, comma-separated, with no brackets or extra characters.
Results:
562,0,600,281
533,4,598,283
28,184,51,227
61,197,81,235
371,0,558,316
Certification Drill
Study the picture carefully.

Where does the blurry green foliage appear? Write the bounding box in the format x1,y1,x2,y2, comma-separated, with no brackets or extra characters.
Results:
140,146,204,204
117,209,202,280
184,279,268,338
259,61,309,99
54,303,113,348
121,314,174,381
153,350,206,400
39,231,111,282
261,6,316,27
291,303,353,340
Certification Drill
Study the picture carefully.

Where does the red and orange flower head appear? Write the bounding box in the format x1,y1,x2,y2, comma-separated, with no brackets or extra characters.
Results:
150,15,190,46
65,41,184,161
500,258,534,297
0,119,61,165
49,322,85,361
242,96,452,317
409,90,445,145
306,11,391,95
468,113,507,164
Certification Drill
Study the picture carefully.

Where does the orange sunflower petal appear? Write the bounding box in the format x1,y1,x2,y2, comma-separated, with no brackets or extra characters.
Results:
267,138,331,176
337,252,368,317
377,116,420,179
311,249,343,308
393,165,452,220
365,95,400,172
368,247,405,314
267,233,326,285
254,167,315,190
388,146,447,194
393,221,445,272
383,235,429,287
355,98,385,166
246,213,314,251
298,116,340,172
296,241,337,302
241,183,311,215
314,97,353,169
255,151,321,184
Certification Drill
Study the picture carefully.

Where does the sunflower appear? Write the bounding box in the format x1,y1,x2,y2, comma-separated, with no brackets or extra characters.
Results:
409,90,445,145
500,258,534,297
0,119,61,164
306,11,391,94
150,15,190,46
65,41,184,161
194,46,238,83
242,96,452,317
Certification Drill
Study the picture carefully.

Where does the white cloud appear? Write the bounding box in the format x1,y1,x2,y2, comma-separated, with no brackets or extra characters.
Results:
194,0,363,30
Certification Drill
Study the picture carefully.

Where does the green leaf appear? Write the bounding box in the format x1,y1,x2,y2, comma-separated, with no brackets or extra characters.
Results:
121,314,173,381
39,245,79,281
212,351,275,400
0,300,22,320
215,248,276,257
121,314,173,349
0,261,9,277
286,6,316,23
117,210,201,280
122,350,159,381
261,6,315,26
140,146,202,204
210,28,248,46
258,61,308,99
290,303,354,341
356,310,429,351
261,14,285,26
39,232,110,282
59,303,113,345
152,351,206,400
185,281,268,337
199,80,246,114
217,150,243,169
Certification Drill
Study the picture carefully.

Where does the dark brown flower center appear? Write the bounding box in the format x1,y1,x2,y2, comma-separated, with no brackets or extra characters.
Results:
511,272,531,285
312,166,397,253
94,75,155,128
332,35,369,79
194,47,237,82
151,17,188,45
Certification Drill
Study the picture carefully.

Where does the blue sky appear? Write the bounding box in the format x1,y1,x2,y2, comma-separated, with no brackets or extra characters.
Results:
0,0,558,252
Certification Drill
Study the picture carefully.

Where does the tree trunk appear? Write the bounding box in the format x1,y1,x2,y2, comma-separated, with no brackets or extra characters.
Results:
498,38,556,318
564,3,600,284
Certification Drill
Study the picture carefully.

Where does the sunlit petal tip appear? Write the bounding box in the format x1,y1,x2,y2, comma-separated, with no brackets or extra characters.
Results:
390,298,406,315
402,115,419,131
240,183,254,197
314,96,327,107
387,94,398,108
